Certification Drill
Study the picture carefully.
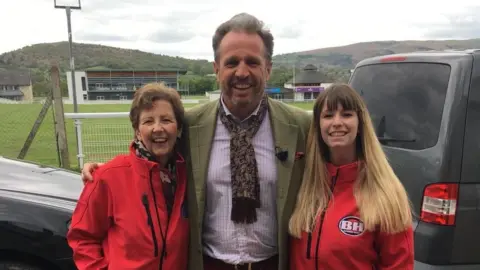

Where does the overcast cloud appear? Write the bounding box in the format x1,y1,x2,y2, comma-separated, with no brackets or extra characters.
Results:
1,0,480,61
421,6,480,39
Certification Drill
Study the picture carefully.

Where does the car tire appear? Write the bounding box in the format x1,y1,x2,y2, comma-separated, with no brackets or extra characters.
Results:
0,262,43,270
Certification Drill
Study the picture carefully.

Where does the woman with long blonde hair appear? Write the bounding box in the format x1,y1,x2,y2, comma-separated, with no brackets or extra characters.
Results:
289,83,414,270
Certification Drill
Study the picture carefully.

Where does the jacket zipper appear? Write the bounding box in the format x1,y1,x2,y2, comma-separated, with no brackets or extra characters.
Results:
306,233,313,258
149,169,170,270
142,194,159,257
307,170,339,269
314,207,330,270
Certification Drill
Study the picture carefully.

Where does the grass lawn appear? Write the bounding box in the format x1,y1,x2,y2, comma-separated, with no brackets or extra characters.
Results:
0,101,315,171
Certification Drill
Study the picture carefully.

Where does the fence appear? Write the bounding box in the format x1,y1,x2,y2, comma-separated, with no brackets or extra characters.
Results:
64,112,131,168
0,69,317,171
0,102,58,166
0,66,69,169
65,109,314,169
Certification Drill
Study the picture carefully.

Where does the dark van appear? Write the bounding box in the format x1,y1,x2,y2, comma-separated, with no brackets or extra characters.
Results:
349,50,480,269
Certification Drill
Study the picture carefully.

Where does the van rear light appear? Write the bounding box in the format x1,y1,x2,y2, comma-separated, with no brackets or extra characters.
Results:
381,56,406,62
420,183,458,226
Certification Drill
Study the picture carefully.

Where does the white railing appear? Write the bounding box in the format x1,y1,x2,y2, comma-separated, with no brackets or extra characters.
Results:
65,109,313,169
64,112,132,168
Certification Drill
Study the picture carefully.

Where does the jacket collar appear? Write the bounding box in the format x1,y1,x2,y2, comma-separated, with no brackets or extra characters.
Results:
326,161,360,183
128,141,185,174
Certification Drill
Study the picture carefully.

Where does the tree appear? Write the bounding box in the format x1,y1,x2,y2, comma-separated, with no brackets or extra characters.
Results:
178,75,216,94
268,67,293,87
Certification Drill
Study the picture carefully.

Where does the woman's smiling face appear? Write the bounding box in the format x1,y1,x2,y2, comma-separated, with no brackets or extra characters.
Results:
319,102,359,153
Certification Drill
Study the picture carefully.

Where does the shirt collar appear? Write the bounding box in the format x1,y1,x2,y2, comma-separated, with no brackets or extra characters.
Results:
220,94,263,122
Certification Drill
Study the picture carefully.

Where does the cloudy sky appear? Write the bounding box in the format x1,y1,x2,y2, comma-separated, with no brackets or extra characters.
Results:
1,0,480,61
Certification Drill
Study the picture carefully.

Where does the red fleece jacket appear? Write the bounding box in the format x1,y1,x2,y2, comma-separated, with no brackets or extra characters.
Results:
290,162,414,270
67,146,189,270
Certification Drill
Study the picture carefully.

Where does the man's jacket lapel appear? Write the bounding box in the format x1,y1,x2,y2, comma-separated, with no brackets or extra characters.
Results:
268,99,300,223
268,98,310,270
187,100,219,227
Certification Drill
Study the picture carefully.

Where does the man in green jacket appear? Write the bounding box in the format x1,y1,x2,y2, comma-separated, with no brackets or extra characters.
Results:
187,13,310,270
80,12,311,270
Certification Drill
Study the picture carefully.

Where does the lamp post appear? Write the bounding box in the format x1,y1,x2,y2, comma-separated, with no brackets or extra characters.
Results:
54,0,81,113
55,0,82,168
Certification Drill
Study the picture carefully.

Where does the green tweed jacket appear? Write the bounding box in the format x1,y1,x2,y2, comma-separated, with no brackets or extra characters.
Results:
184,98,311,270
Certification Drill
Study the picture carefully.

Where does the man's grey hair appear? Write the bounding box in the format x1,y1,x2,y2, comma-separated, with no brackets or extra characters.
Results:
212,13,274,62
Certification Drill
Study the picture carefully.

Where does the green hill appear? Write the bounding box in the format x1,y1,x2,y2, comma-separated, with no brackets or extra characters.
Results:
2,39,480,96
274,39,480,69
0,42,216,96
0,41,214,75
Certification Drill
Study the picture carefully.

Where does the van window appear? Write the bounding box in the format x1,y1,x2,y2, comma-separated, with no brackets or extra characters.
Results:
350,62,451,150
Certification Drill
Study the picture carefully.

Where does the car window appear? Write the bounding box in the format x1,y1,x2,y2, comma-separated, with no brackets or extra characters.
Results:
350,62,451,150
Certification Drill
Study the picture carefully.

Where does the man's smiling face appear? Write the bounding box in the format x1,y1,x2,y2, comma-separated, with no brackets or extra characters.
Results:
214,31,272,113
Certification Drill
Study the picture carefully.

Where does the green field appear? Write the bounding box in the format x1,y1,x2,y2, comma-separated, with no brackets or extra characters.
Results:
0,101,314,171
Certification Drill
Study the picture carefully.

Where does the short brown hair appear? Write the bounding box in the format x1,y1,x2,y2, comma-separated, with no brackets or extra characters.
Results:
129,82,184,132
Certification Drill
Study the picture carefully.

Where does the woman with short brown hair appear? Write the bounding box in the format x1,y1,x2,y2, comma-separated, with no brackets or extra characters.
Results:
67,82,189,270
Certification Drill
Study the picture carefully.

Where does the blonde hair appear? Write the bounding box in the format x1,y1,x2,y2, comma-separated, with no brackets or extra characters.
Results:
289,83,412,238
